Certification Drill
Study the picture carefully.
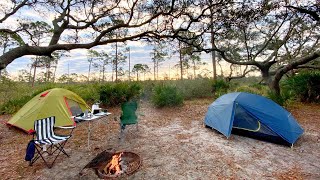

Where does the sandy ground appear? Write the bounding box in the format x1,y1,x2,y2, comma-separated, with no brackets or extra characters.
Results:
0,99,320,180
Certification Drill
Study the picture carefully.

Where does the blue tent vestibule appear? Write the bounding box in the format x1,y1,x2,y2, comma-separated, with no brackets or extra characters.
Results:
204,92,304,146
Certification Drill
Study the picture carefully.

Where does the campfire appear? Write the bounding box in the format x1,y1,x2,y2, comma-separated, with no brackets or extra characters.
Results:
81,151,141,179
103,152,125,176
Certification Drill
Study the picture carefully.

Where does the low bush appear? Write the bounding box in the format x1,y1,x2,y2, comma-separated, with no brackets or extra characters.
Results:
99,82,142,106
267,90,287,106
0,95,33,114
248,83,266,91
65,83,101,104
0,80,56,114
282,71,320,102
140,80,155,100
211,79,230,97
175,79,214,100
151,84,183,107
235,84,267,96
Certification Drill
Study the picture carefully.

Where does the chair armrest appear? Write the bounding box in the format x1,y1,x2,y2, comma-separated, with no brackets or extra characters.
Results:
55,125,76,137
56,126,76,129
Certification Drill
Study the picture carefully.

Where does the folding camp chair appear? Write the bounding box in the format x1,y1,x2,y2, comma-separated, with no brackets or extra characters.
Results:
29,116,75,168
119,100,139,139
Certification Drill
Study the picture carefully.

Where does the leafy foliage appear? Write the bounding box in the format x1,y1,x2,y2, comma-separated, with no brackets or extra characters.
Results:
64,83,101,104
235,84,268,96
282,71,320,103
0,82,54,114
99,82,142,106
0,83,101,114
151,84,183,107
267,90,290,106
142,79,215,101
211,79,230,97
175,79,213,100
132,64,151,81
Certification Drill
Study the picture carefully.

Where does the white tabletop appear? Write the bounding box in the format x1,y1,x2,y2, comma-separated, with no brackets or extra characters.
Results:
94,112,112,116
75,115,100,121
74,112,111,121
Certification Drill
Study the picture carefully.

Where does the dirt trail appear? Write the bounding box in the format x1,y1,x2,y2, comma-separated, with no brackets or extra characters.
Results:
0,99,319,179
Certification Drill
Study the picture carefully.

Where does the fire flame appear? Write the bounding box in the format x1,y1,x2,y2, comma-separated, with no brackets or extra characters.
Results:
104,152,123,175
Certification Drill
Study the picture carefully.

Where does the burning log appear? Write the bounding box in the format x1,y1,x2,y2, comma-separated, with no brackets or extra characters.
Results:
103,152,126,176
83,151,141,179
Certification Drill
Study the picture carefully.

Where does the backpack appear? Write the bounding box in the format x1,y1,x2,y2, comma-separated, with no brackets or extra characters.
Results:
25,140,35,161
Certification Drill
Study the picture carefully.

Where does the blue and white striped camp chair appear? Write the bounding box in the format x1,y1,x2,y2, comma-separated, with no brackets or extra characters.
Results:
29,116,75,168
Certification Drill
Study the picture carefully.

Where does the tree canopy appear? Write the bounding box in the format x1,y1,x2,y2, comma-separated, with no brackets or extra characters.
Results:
0,0,227,70
0,0,319,95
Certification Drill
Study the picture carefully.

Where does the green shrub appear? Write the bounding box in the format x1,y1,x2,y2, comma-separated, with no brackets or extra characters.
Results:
235,85,267,96
249,83,264,91
151,84,183,107
31,84,56,96
0,81,56,114
212,79,230,97
0,95,31,114
267,90,286,106
141,80,156,100
99,82,142,106
64,83,100,104
282,71,320,102
175,79,214,100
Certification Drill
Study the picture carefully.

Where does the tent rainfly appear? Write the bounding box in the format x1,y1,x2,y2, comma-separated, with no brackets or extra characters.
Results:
7,88,90,134
204,92,304,146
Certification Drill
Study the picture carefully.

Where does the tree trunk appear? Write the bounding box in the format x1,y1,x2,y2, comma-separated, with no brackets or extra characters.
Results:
53,65,57,83
0,37,8,79
210,0,217,81
157,60,159,80
128,48,131,81
193,61,196,79
260,67,272,86
28,66,32,84
32,57,38,87
115,42,118,81
46,63,51,82
270,79,281,95
211,43,216,80
67,63,70,84
154,58,156,80
270,50,320,96
102,64,105,82
88,61,91,82
179,41,183,80
111,63,114,82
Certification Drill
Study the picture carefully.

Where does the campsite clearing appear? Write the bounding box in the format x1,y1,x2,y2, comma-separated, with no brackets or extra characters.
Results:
0,99,319,179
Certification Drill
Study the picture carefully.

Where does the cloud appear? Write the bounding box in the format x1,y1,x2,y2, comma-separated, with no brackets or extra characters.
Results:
6,56,31,74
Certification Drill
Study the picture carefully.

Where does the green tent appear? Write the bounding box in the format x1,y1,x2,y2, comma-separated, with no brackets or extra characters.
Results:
7,88,90,134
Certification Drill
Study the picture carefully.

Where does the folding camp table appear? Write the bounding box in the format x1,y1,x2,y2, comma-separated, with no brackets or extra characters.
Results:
75,112,111,149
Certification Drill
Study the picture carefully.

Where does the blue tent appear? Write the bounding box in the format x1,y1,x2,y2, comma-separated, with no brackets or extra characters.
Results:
204,92,304,146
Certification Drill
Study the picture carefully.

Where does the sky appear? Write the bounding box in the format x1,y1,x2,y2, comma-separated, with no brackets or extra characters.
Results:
6,41,225,81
